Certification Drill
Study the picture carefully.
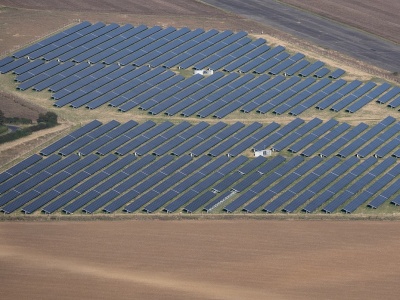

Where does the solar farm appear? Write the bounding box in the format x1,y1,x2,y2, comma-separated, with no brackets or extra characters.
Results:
0,21,399,216
2,2,400,300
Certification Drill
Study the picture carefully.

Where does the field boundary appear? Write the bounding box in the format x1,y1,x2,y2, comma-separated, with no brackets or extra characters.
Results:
2,212,400,222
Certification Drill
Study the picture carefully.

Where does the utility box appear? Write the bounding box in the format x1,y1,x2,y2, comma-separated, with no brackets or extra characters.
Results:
254,149,272,157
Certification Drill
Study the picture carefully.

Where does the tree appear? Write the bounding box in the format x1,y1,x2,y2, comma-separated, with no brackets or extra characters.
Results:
37,112,58,126
0,109,5,126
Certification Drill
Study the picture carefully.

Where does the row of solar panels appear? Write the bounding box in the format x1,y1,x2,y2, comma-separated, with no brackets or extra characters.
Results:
35,118,400,161
2,57,399,116
0,147,399,215
1,21,341,78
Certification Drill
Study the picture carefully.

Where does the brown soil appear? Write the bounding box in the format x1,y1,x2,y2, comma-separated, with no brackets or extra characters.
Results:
1,220,400,300
280,0,400,45
0,90,47,120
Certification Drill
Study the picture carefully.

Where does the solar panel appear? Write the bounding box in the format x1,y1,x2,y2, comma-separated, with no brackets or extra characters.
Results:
338,116,395,158
142,29,205,65
42,23,120,61
281,157,343,213
16,60,59,83
331,81,377,112
342,164,400,213
243,156,306,213
213,76,275,118
26,22,105,60
176,30,240,69
298,61,324,77
376,86,400,104
257,77,316,114
149,72,227,115
123,156,210,213
282,59,309,76
58,24,135,62
0,56,14,68
163,156,230,212
203,191,233,212
329,68,345,79
268,53,305,75
238,45,286,73
13,21,92,59
80,25,148,63
149,29,219,68
367,177,400,208
134,122,191,156
0,155,61,204
13,59,44,75
49,63,101,94
288,119,338,153
0,57,29,74
26,61,77,91
374,135,400,158
208,122,263,156
93,121,153,156
313,67,330,78
319,122,368,157
253,118,304,151
322,156,394,213
227,122,280,157
0,154,42,184
274,78,332,115
189,122,245,156
271,118,323,152
181,190,213,212
1,154,87,213
171,122,227,156
223,44,270,72
289,79,347,115
117,27,185,65
246,76,301,112
301,123,350,157
316,80,362,110
153,122,209,156
175,73,241,116
21,154,118,214
193,36,251,70
67,156,149,214
209,39,266,70
253,52,290,74
181,74,252,117
53,64,120,106
346,83,392,113
387,96,400,108
118,75,185,112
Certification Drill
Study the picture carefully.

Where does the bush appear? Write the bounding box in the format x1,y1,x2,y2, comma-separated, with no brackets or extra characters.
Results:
0,125,8,135
0,111,59,144
5,117,32,124
37,112,58,126
0,110,4,126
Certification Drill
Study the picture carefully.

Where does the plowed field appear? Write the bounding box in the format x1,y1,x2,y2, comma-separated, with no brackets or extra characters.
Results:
281,0,400,44
1,220,400,300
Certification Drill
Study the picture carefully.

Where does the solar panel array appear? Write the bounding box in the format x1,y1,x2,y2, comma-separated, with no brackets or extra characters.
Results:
0,117,399,215
1,21,397,118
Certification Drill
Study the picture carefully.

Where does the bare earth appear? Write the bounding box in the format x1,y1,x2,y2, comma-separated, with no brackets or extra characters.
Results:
280,0,400,44
1,220,400,300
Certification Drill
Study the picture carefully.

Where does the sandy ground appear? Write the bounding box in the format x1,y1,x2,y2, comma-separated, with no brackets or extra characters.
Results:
1,220,400,300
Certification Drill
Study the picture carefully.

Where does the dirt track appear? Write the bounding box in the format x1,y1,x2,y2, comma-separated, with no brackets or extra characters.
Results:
1,220,400,300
